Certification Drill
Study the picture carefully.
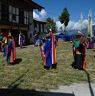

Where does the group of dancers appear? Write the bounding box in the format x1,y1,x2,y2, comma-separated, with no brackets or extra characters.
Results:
34,30,93,70
0,29,94,70
0,32,16,64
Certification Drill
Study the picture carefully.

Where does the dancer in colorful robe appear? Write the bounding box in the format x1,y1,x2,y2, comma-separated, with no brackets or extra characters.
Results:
73,34,87,70
33,32,39,46
38,35,44,62
87,37,94,49
2,36,8,64
50,30,57,69
12,36,16,61
43,34,52,69
7,32,16,64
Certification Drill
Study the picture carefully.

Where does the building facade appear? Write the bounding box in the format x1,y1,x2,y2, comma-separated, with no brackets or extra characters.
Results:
33,19,46,37
0,0,43,45
92,25,95,36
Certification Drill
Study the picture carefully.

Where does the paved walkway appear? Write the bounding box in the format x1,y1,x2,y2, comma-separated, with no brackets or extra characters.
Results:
50,83,95,96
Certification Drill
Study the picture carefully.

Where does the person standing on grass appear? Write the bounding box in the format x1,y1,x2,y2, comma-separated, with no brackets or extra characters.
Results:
33,32,39,46
18,32,23,48
39,41,44,64
7,32,16,64
35,34,44,62
73,33,87,70
37,35,44,61
22,34,25,46
43,34,52,69
73,35,82,70
87,36,94,49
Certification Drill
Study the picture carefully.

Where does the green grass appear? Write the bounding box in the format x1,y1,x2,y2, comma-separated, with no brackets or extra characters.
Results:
0,40,95,90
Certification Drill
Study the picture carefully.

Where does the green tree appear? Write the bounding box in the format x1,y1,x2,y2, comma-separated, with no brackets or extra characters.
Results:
59,8,70,33
46,17,57,33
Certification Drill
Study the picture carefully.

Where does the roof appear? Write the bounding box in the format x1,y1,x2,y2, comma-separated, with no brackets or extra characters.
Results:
33,18,46,23
24,0,44,10
32,1,44,10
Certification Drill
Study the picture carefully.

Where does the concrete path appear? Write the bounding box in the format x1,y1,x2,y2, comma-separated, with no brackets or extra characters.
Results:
50,83,95,96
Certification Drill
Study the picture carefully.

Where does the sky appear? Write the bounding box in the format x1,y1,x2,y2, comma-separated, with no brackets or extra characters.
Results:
33,0,95,31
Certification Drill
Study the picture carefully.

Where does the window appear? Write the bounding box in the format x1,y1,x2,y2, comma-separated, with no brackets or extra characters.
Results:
9,5,19,23
44,25,47,33
24,11,29,24
41,24,43,32
0,2,1,20
28,11,33,24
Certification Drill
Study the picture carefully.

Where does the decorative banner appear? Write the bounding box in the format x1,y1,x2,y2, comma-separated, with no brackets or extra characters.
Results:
88,10,93,37
88,16,91,35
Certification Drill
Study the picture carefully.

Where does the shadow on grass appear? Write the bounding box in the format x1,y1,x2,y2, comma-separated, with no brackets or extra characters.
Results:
20,46,27,49
71,62,76,69
84,70,94,96
0,88,75,96
0,69,75,96
8,69,29,89
12,58,22,65
71,62,82,70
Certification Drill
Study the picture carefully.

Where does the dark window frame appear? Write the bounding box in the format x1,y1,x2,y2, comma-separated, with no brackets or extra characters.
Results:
9,5,19,23
24,11,29,25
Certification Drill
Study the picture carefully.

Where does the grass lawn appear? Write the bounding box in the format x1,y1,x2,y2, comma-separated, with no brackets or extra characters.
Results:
0,40,95,91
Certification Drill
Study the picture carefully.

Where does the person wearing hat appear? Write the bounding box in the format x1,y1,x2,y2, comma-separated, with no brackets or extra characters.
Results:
72,33,85,70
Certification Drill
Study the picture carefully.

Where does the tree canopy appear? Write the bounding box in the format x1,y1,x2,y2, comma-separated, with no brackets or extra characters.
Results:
59,8,70,31
46,17,57,33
